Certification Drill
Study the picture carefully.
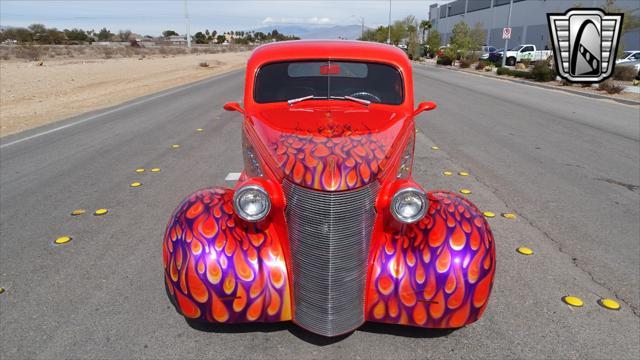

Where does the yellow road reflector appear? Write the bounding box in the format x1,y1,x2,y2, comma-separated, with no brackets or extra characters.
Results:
196,128,204,132
516,247,534,255
94,208,108,216
458,171,469,176
431,146,440,150
502,213,517,219
171,144,180,149
135,168,145,173
70,209,86,216
0,287,4,294
442,171,453,176
54,236,72,245
459,189,472,195
130,182,142,187
483,211,496,218
562,296,584,307
150,168,161,173
598,298,621,310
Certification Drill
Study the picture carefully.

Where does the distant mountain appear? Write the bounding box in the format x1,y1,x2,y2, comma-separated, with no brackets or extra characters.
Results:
252,25,369,40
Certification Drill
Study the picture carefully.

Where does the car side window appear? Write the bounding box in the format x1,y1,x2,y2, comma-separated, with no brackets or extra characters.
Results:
522,46,534,52
633,53,640,60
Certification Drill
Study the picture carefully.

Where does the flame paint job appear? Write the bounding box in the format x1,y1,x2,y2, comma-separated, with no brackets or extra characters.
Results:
163,41,496,335
163,187,292,323
251,116,406,191
365,191,495,328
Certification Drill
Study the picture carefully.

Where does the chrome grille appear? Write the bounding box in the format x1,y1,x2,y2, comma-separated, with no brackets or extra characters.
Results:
283,180,379,336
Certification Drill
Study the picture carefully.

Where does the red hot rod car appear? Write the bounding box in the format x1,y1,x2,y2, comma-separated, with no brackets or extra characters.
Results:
163,40,496,337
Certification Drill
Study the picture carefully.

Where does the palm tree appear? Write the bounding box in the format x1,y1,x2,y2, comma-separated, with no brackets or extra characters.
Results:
419,20,432,43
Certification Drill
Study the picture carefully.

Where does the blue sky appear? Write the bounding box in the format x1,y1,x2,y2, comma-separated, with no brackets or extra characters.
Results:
0,1,437,36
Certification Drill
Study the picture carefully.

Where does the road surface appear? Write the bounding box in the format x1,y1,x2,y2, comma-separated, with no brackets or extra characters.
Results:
1,65,638,359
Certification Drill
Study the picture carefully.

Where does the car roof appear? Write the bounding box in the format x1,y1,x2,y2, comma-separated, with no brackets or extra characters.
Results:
247,40,411,71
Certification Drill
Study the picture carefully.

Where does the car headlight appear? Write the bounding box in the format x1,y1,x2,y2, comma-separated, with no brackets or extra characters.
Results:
390,187,427,224
233,185,271,222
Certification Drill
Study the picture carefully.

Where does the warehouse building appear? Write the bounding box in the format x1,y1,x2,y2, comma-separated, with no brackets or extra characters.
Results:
429,0,639,51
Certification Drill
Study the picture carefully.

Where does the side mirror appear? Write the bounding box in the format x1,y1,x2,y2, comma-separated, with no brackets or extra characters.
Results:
223,102,244,114
413,101,437,116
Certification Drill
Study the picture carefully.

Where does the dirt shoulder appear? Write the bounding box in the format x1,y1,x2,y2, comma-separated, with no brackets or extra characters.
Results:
0,51,250,137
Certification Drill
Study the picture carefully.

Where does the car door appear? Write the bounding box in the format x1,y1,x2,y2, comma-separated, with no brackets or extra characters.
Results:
519,45,535,61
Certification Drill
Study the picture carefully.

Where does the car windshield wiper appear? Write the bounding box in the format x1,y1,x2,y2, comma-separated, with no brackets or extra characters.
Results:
330,96,371,106
288,95,325,105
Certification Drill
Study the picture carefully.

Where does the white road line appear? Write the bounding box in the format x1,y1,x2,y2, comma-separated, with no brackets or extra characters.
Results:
0,70,239,149
225,172,241,181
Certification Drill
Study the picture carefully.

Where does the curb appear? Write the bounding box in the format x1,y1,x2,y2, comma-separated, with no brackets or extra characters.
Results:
415,62,640,107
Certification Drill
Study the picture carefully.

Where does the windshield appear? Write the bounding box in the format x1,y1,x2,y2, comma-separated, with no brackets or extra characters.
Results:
254,61,404,105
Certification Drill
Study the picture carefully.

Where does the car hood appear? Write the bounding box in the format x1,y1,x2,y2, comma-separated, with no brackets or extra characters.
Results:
249,105,410,191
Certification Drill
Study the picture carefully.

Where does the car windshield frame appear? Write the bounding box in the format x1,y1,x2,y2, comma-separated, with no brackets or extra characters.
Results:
253,60,405,105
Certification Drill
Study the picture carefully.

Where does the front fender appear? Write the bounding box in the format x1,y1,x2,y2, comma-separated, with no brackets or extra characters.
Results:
365,191,496,328
162,187,292,323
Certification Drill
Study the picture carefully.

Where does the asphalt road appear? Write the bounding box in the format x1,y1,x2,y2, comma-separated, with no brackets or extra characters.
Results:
1,64,638,359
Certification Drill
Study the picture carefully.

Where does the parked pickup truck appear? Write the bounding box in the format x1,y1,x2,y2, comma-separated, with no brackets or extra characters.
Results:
503,44,552,66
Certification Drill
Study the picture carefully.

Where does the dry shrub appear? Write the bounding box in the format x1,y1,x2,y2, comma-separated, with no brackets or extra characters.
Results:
613,66,637,81
199,61,209,67
598,80,625,94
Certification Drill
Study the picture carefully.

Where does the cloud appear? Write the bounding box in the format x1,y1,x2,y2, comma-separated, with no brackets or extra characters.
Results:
262,16,334,25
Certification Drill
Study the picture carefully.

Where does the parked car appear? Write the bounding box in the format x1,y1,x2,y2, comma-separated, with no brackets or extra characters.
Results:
616,50,640,64
616,59,640,79
476,45,497,59
162,40,496,337
504,44,552,66
481,48,503,62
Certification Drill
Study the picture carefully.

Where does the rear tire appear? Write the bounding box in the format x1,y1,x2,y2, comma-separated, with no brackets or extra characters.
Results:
506,57,516,66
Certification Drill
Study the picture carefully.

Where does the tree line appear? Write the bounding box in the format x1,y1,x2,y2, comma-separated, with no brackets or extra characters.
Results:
0,23,299,45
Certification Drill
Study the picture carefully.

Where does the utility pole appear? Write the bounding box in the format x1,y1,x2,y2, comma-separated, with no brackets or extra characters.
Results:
501,0,513,67
387,0,392,44
361,17,364,40
184,0,191,48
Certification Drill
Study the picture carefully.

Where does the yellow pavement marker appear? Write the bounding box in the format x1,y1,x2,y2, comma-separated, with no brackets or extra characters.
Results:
459,189,472,195
562,296,584,307
442,171,453,176
130,182,142,187
150,168,161,173
171,144,180,149
431,146,440,150
54,236,72,245
93,208,108,216
483,211,496,218
70,209,86,216
135,168,145,173
196,128,204,132
502,213,517,219
598,298,621,310
516,247,534,255
458,171,470,176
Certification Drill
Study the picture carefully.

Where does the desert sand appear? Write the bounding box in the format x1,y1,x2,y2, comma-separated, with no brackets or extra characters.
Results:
0,51,250,137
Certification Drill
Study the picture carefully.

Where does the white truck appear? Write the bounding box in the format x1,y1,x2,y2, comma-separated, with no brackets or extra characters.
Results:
503,44,552,66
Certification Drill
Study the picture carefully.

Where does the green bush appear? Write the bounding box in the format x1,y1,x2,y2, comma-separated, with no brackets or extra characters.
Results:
511,70,530,78
436,56,453,66
530,62,556,82
613,66,637,81
497,67,511,76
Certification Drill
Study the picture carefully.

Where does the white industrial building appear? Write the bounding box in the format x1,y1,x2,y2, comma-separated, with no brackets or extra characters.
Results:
429,0,640,51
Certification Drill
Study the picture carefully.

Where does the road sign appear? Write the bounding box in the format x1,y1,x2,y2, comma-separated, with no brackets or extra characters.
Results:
502,27,512,39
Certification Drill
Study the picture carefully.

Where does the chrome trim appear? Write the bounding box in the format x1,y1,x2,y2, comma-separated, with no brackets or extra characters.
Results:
283,180,379,336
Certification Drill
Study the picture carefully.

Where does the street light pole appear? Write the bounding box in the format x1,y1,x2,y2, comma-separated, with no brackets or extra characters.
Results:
387,0,392,44
501,0,513,67
184,0,191,48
